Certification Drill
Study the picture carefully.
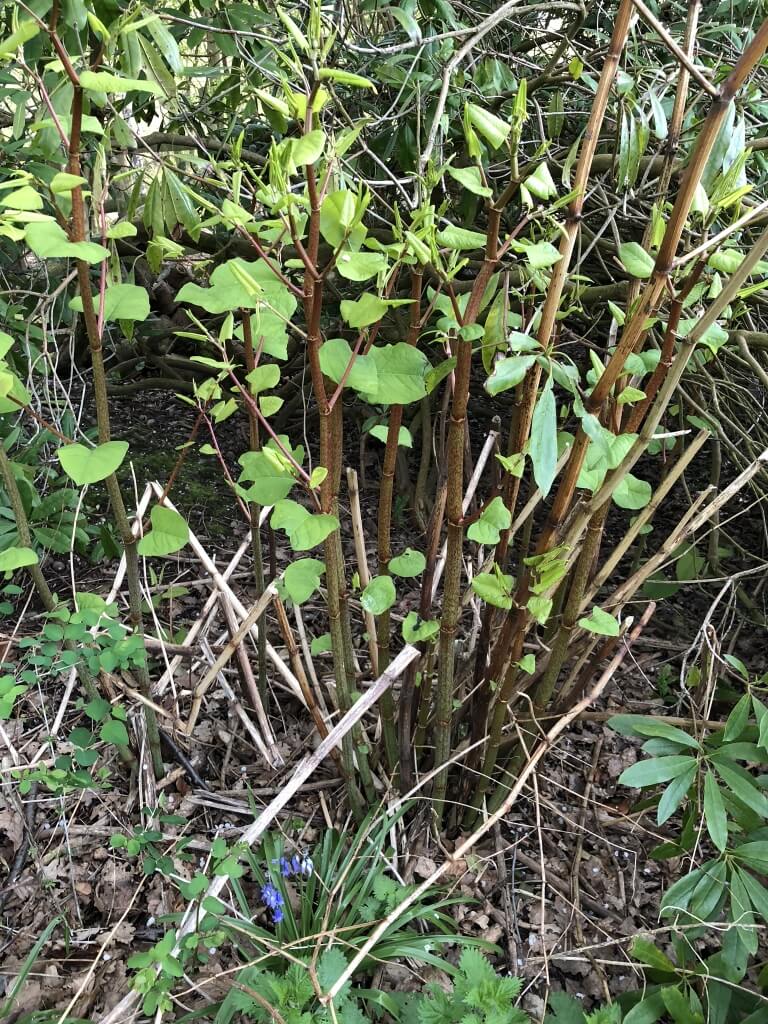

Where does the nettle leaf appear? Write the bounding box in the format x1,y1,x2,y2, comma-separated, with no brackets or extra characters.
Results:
70,283,150,322
619,242,655,279
578,606,620,636
467,496,511,545
530,379,557,497
472,570,514,609
389,548,426,577
319,338,378,395
485,355,536,396
238,448,296,504
138,506,189,557
80,70,163,96
361,575,396,615
446,165,492,197
25,221,109,264
364,344,429,405
0,546,39,572
336,251,386,281
57,441,129,486
283,558,325,604
402,612,440,643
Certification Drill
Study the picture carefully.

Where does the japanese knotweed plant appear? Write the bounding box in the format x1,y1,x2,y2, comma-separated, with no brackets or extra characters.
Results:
2,1,768,827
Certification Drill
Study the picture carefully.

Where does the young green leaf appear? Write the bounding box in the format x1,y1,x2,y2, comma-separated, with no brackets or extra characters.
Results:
57,441,129,486
578,606,620,637
618,755,697,789
361,575,396,615
703,770,728,852
619,242,655,279
0,546,39,572
530,379,557,497
467,496,511,545
138,506,189,557
389,548,426,577
283,558,325,604
402,612,440,643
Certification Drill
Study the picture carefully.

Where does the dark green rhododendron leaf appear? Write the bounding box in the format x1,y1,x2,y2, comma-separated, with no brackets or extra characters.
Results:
578,606,620,636
58,441,129,486
25,222,109,264
361,575,396,615
389,548,426,577
138,506,189,557
467,496,511,545
283,558,325,605
70,284,150,322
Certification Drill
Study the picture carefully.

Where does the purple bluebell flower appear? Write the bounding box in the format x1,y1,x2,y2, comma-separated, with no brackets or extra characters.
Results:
261,881,284,924
273,852,314,879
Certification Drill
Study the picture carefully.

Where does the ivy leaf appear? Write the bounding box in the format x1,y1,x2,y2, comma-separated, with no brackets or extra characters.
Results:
57,441,129,486
530,379,557,497
389,548,426,577
0,546,39,572
578,606,620,636
619,242,655,278
361,575,396,615
283,558,325,605
138,506,189,557
467,496,511,545
25,222,109,264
